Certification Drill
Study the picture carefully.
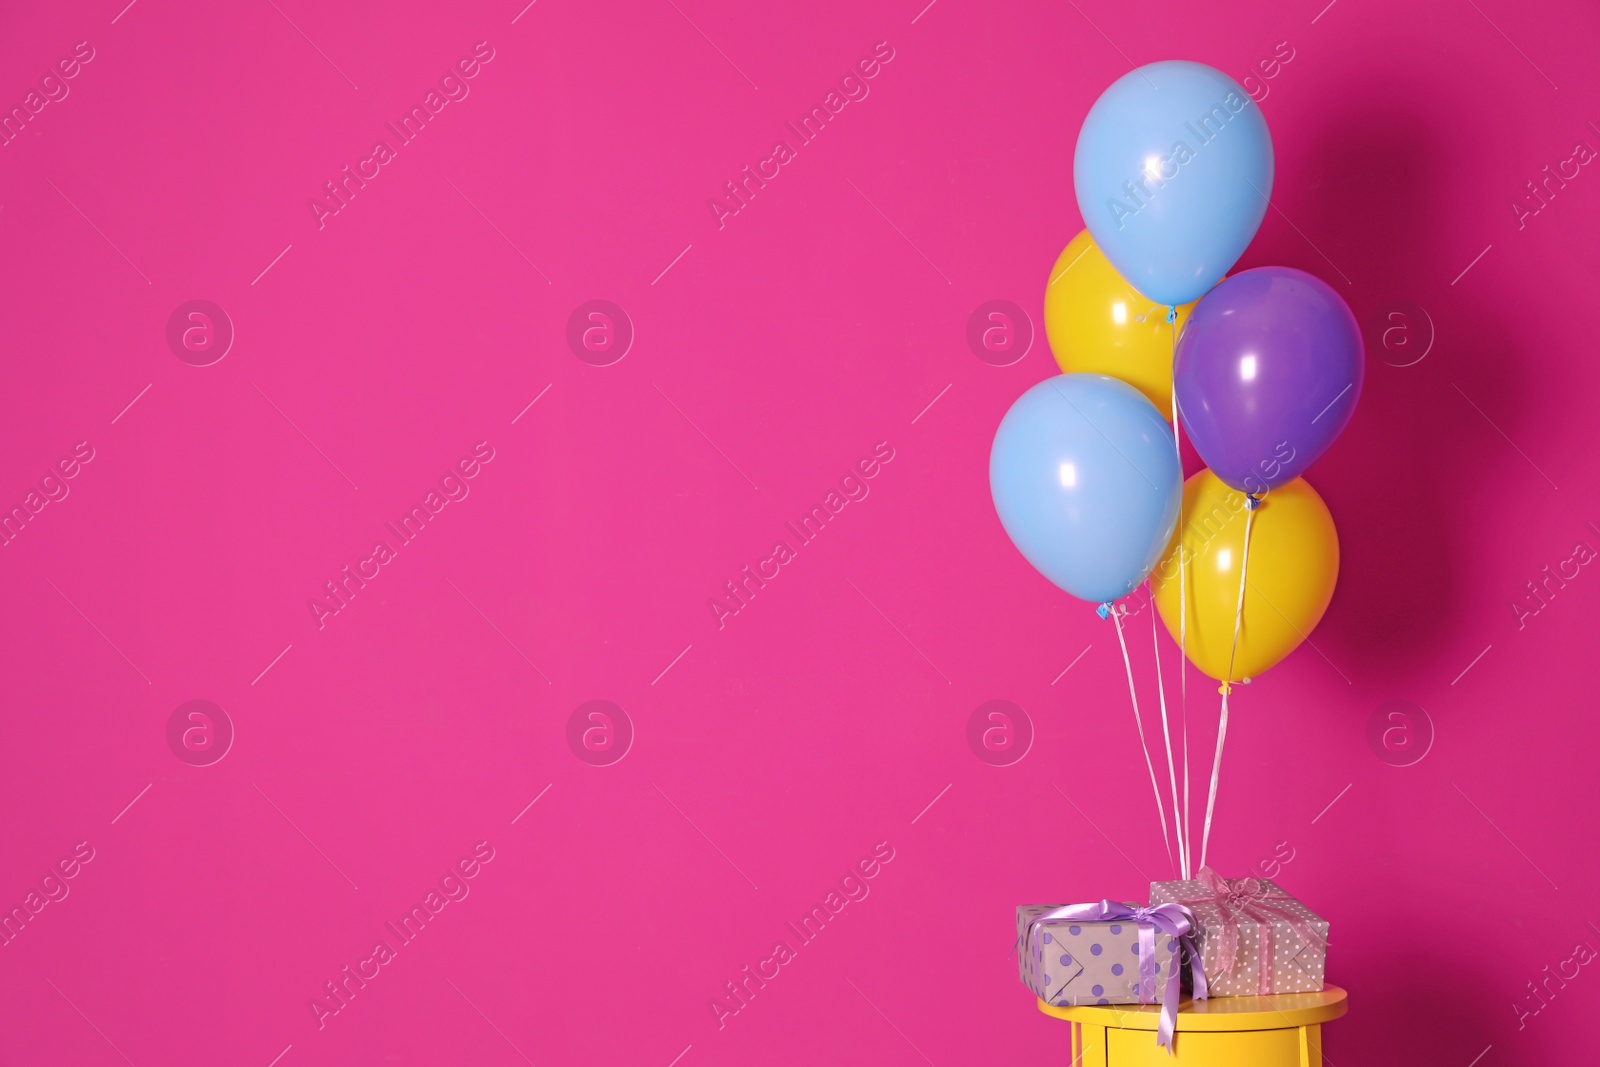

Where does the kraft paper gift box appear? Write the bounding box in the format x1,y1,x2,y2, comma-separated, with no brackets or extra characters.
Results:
1148,870,1329,996
1016,902,1183,1007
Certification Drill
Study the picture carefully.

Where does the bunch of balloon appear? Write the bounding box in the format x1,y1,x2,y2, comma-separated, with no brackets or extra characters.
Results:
991,61,1362,879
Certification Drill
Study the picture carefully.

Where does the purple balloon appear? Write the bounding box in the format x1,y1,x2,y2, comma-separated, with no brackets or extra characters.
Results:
1174,267,1363,493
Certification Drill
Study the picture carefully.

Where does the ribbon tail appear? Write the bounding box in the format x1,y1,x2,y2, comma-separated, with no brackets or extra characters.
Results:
1157,941,1183,1052
1187,934,1209,1002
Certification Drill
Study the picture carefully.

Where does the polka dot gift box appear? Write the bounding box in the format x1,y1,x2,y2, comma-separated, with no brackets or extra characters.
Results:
1149,869,1330,997
1016,902,1182,1008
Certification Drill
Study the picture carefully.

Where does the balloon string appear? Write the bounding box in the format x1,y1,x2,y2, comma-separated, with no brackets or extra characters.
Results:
1169,306,1191,879
1111,604,1175,873
1200,682,1230,874
1149,588,1186,877
1200,497,1257,871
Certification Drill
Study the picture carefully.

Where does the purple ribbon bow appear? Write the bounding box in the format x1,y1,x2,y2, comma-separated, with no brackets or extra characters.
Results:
1027,900,1207,1051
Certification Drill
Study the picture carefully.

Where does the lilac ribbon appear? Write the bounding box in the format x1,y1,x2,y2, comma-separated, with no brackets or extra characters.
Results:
1025,900,1207,1051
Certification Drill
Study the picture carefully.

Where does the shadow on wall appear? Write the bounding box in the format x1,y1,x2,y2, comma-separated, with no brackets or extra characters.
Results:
1335,940,1507,1066
1245,95,1525,683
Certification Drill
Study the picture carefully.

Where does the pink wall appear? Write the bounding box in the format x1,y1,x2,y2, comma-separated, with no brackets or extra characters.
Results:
1,0,1596,1064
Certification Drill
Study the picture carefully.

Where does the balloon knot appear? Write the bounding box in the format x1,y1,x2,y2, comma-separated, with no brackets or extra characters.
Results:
1218,681,1232,696
1097,602,1112,620
1166,306,1177,324
1245,493,1262,511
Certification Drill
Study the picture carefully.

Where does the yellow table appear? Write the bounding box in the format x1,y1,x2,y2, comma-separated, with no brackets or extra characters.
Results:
1037,985,1347,1066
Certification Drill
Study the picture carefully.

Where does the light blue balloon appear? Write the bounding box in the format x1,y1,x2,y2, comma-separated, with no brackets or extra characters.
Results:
990,374,1181,605
1074,60,1273,306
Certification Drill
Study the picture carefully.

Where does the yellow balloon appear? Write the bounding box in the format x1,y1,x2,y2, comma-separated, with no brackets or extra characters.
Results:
1043,230,1197,412
1151,471,1339,683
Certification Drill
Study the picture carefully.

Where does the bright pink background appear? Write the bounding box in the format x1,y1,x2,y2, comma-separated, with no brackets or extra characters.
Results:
2,0,1598,1064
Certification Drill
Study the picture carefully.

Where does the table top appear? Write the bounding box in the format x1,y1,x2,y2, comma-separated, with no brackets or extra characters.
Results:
1036,985,1347,1032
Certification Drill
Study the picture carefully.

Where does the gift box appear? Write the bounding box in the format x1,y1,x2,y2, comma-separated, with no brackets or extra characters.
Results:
1149,869,1328,996
1016,902,1182,1007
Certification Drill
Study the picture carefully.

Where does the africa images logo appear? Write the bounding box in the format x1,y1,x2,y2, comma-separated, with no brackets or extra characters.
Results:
308,841,496,1030
706,41,897,230
706,442,895,629
306,442,496,629
1105,89,1255,231
0,40,96,149
307,42,497,230
708,841,895,1029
